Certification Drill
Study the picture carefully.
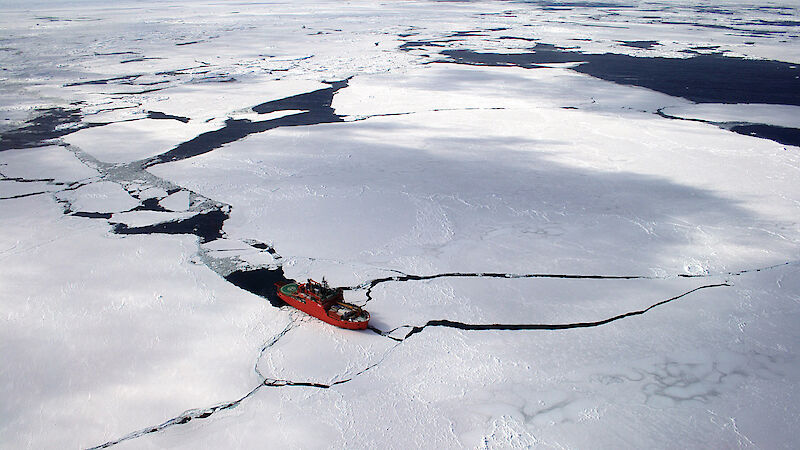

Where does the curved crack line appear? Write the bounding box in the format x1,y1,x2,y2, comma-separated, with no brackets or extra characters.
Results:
345,260,799,295
2,176,96,201
0,176,59,183
86,384,262,450
254,318,297,381
0,191,53,200
344,271,650,294
88,340,401,450
372,282,732,340
0,173,85,201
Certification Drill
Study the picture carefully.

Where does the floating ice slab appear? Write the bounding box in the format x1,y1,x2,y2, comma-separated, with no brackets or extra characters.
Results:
110,210,197,228
60,180,140,213
159,189,190,211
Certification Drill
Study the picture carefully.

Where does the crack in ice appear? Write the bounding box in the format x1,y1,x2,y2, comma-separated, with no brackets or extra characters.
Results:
395,282,731,340
346,261,799,299
88,334,401,450
86,281,734,449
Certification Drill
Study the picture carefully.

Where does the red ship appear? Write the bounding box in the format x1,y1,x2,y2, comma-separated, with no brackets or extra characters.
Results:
276,278,369,330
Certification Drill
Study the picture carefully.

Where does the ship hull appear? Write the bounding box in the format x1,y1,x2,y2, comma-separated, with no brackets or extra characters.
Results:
277,283,369,330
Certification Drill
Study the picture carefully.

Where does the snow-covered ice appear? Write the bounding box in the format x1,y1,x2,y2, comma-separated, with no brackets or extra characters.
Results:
1,0,799,449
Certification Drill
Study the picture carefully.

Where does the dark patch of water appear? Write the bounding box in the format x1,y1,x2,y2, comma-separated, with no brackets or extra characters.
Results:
617,40,659,49
95,51,138,56
680,48,729,56
656,109,800,147
693,6,734,15
121,57,163,64
64,75,140,87
441,44,800,106
447,30,489,37
147,111,190,123
478,12,519,17
745,30,788,36
498,36,539,42
138,80,170,86
248,241,280,258
72,211,113,219
729,124,800,147
744,19,800,27
155,65,210,76
0,108,101,152
225,268,292,307
400,41,448,51
112,209,228,243
110,87,168,95
251,79,348,114
142,117,289,166
131,197,169,212
143,80,348,167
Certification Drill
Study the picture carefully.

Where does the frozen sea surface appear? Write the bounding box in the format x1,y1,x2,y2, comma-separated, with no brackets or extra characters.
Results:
1,0,800,448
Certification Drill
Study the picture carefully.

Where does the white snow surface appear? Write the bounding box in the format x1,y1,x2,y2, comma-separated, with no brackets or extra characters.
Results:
159,190,190,212
1,1,800,449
